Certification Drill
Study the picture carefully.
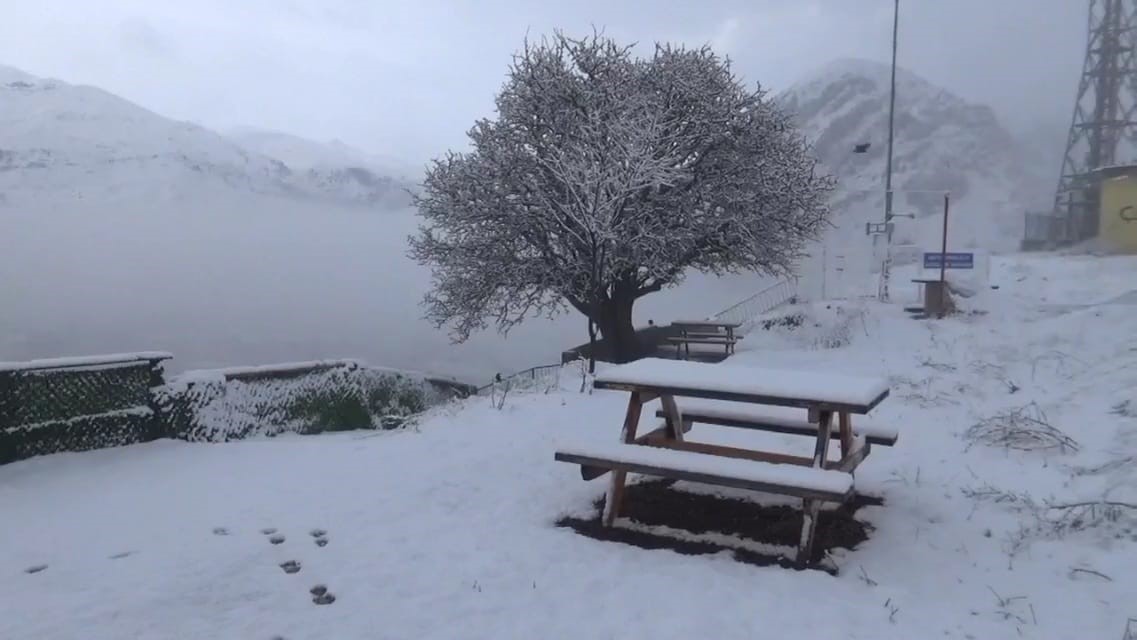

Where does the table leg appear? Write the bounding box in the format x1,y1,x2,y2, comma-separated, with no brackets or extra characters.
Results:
659,394,687,442
796,409,833,567
838,412,853,459
602,391,645,526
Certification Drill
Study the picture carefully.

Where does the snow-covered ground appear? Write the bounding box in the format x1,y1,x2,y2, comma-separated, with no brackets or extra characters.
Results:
2,253,1135,639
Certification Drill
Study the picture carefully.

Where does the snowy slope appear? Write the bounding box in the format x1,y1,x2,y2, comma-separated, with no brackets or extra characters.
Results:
779,59,1034,259
0,65,409,209
1,254,1135,639
228,127,418,178
228,128,418,208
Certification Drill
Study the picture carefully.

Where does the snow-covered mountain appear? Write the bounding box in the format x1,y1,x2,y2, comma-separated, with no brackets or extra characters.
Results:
228,128,419,208
0,64,412,209
779,58,1036,254
228,128,418,178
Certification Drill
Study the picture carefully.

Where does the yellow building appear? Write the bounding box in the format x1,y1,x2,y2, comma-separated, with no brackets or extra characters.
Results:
1096,164,1137,253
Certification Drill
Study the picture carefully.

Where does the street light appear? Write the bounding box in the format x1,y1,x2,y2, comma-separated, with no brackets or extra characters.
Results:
880,0,900,302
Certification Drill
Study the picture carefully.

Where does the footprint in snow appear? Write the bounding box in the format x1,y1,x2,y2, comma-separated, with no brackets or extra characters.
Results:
25,564,48,574
268,534,286,545
261,528,277,535
212,527,230,536
310,529,329,547
109,551,135,560
310,584,335,605
280,560,302,574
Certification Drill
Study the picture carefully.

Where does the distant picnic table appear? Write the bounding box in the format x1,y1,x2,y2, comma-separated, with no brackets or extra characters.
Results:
667,319,743,358
555,358,896,566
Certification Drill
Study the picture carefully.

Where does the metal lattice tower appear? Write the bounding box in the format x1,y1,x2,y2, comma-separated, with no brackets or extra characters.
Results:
1054,0,1137,243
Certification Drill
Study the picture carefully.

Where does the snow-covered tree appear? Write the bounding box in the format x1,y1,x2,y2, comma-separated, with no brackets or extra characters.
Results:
409,33,833,363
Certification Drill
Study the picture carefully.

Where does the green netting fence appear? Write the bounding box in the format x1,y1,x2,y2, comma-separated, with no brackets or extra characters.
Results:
1,354,476,465
0,353,170,465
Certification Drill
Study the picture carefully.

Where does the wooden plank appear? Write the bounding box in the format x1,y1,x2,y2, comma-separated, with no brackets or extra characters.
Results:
659,394,686,442
832,439,871,473
665,337,738,345
644,439,822,467
682,331,730,338
592,360,891,414
797,410,833,566
580,464,608,481
553,451,853,502
602,391,644,526
812,410,833,468
838,412,853,458
594,380,889,415
653,408,898,447
797,499,823,568
671,320,743,329
582,421,693,480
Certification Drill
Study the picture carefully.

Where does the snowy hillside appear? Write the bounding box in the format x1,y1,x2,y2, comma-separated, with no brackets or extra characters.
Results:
228,128,419,179
2,254,1135,639
779,59,1034,257
228,128,418,208
0,65,409,209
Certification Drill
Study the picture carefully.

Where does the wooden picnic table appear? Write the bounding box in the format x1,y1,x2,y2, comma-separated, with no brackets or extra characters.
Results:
668,319,743,358
555,358,894,567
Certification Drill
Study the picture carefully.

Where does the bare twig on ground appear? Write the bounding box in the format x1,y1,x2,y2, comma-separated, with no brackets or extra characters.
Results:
491,379,511,410
883,598,899,624
1112,400,1136,418
918,357,957,373
961,484,1034,506
1073,456,1136,476
987,586,1030,625
1069,566,1112,582
964,403,1078,453
574,356,592,394
965,482,1137,553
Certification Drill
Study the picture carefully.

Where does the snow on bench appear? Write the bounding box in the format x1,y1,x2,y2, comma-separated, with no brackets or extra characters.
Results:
656,399,899,446
666,336,738,344
555,441,854,502
593,358,890,414
671,319,742,328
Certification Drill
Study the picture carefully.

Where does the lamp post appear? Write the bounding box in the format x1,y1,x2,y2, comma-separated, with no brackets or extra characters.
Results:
880,0,900,302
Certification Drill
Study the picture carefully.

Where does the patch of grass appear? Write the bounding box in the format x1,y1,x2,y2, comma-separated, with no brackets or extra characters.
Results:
289,389,372,433
286,372,430,433
760,313,805,331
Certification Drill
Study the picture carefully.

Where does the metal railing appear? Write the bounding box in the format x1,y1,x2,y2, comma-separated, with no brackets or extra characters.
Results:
476,362,564,396
710,279,800,330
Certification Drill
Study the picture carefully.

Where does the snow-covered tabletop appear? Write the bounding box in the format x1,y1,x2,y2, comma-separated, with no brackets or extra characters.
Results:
670,319,743,328
593,358,889,413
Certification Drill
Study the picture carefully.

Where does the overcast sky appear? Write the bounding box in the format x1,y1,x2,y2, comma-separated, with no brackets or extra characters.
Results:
0,0,1085,166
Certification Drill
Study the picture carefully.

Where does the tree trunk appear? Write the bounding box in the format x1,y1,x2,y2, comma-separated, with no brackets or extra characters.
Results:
594,292,640,364
587,317,597,374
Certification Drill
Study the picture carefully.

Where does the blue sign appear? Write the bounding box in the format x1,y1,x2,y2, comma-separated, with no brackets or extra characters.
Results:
923,252,974,269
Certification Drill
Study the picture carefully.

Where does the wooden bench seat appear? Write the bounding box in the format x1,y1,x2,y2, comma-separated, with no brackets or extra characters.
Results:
555,442,854,502
666,336,738,345
656,399,898,446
